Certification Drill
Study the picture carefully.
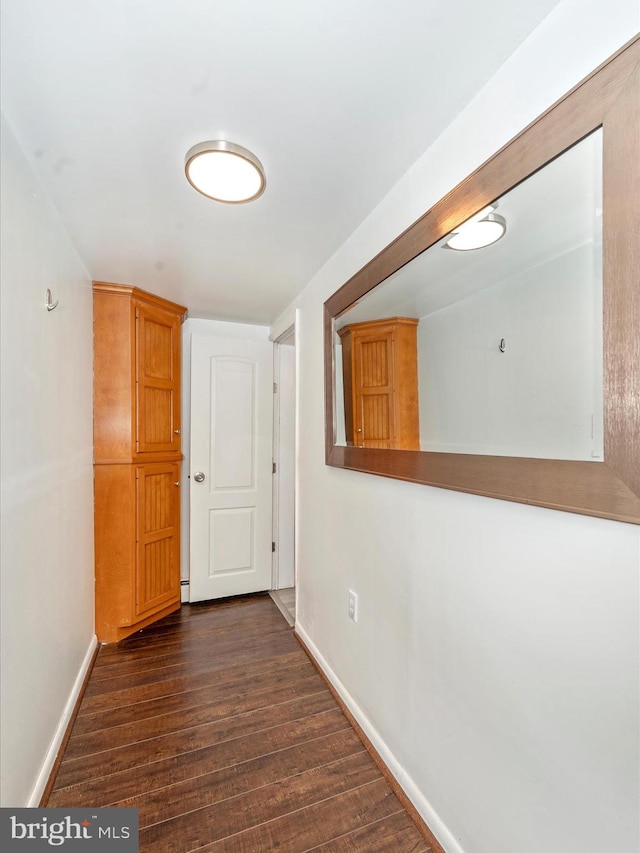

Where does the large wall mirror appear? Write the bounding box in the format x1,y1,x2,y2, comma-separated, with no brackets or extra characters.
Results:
324,37,640,523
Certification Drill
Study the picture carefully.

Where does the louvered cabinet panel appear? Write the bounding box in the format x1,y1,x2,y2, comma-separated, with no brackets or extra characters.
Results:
360,395,392,448
359,338,390,388
353,331,394,448
136,303,181,455
135,463,181,618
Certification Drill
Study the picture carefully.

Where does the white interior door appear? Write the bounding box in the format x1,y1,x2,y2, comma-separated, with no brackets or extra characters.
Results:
189,333,273,602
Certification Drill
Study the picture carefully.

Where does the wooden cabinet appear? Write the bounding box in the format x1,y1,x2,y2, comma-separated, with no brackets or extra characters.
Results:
93,283,187,643
338,317,419,450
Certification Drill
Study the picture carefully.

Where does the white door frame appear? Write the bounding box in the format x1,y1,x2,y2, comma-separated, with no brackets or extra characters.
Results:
271,317,298,592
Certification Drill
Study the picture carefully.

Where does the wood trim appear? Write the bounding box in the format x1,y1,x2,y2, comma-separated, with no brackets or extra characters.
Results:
294,631,446,853
93,281,188,320
337,316,419,336
603,61,640,500
324,36,640,524
94,453,184,465
39,642,100,806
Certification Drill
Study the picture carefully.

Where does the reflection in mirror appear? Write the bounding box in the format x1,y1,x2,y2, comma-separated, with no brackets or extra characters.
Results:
334,130,603,461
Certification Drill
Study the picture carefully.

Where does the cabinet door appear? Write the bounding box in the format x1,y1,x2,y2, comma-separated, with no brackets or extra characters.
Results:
135,303,181,454
353,331,395,449
135,463,181,618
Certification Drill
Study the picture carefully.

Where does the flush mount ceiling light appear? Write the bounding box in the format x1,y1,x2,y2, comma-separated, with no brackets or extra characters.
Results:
444,205,506,251
185,140,266,203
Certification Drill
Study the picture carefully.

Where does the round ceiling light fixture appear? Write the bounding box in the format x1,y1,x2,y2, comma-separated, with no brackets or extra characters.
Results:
185,140,266,203
443,205,506,251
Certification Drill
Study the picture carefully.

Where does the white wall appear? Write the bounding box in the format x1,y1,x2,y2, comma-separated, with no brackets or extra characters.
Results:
276,3,640,852
0,116,95,805
417,243,603,459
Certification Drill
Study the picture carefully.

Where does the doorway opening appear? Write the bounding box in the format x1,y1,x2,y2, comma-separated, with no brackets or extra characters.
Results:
269,323,296,626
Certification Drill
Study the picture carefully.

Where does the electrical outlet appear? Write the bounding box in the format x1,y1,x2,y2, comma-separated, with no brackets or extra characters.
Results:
348,589,358,622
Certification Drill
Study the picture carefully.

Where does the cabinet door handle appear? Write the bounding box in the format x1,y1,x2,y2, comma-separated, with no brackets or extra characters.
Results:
174,481,180,487
174,429,181,435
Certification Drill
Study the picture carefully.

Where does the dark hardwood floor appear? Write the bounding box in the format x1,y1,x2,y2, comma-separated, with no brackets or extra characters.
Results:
45,594,436,852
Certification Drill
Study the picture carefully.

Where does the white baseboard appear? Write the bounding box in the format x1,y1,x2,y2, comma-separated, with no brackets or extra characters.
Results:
296,622,465,853
28,634,99,807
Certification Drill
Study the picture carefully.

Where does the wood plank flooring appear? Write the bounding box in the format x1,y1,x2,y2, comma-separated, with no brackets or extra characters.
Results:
268,587,296,627
46,594,435,852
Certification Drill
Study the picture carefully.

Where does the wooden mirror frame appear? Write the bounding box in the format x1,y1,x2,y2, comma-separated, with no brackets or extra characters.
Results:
324,36,640,524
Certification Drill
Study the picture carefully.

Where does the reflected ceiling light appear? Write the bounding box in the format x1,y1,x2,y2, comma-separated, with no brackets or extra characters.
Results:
444,205,506,251
185,140,266,203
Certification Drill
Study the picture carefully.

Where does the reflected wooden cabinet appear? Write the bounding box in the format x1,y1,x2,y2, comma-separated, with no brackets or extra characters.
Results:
93,283,186,643
338,317,419,450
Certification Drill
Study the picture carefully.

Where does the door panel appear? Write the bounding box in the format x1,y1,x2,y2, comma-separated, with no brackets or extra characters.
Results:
210,507,254,574
353,331,394,448
190,334,273,602
136,462,180,617
136,303,181,454
212,359,255,489
361,394,391,448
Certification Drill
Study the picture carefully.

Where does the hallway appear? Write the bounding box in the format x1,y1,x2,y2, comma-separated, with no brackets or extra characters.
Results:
44,594,437,851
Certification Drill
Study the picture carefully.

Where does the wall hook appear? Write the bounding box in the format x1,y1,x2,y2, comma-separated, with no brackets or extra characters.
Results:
498,338,506,353
45,289,59,312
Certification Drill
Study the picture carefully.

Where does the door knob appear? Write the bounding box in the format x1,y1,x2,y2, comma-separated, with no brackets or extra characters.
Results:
194,472,205,483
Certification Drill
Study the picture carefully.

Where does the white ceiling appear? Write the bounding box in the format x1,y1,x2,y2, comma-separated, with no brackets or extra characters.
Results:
337,128,603,328
1,0,562,324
